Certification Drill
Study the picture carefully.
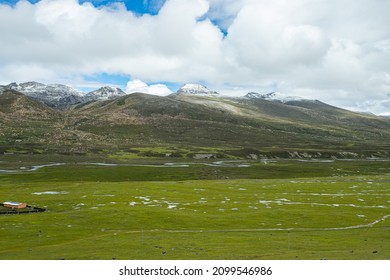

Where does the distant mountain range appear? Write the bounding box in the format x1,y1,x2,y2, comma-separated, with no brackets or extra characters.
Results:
1,81,389,158
1,81,127,108
0,81,316,109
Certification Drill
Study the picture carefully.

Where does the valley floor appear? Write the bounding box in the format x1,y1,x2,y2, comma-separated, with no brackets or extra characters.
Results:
0,157,389,259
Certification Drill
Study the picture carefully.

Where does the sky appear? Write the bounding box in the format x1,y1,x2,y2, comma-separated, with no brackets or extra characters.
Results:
0,0,389,115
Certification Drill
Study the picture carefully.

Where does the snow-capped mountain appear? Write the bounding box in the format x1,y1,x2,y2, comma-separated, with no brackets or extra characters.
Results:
85,86,127,100
3,82,129,108
176,84,219,95
245,91,317,103
2,81,324,109
7,81,83,97
245,92,277,99
5,82,84,108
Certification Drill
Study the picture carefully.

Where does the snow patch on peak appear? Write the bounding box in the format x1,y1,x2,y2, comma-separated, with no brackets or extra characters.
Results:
4,81,130,107
5,81,85,108
245,92,277,99
7,81,83,97
86,86,126,100
19,81,46,88
181,84,208,91
177,84,219,95
245,91,316,103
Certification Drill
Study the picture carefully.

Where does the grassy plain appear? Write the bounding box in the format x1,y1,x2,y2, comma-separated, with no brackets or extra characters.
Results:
0,157,389,260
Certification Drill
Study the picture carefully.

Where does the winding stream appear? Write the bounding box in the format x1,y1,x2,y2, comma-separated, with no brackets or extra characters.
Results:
0,160,252,173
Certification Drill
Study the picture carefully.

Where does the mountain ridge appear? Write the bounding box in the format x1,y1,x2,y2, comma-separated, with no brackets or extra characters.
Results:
1,87,389,158
0,81,385,117
175,84,219,96
2,82,129,109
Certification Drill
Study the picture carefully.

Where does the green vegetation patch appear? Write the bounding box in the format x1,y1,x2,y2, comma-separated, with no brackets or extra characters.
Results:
0,161,389,260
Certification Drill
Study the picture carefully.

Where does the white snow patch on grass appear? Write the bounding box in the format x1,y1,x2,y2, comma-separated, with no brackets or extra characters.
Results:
32,191,68,195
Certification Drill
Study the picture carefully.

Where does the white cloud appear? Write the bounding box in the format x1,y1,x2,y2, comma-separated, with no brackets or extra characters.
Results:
224,2,330,75
206,0,244,31
0,0,390,114
355,99,390,116
126,80,172,96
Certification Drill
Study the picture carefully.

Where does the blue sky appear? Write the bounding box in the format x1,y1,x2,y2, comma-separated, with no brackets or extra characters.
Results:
80,72,180,93
0,0,165,14
0,0,389,114
79,0,165,15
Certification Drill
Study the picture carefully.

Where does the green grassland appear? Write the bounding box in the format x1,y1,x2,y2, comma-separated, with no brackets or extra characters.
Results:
0,158,389,260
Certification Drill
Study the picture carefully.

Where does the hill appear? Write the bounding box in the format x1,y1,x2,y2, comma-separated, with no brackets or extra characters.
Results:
0,88,389,158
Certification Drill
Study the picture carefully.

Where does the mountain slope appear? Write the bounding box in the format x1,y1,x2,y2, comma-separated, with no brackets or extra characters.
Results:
237,95,390,129
68,93,390,154
0,90,62,154
0,89,58,118
1,88,389,158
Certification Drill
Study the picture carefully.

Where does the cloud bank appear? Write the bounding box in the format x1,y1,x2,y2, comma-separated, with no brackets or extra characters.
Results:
0,0,389,114
126,79,172,96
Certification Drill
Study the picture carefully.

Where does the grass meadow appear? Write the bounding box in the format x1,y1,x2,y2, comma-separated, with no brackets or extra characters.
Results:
0,158,389,259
